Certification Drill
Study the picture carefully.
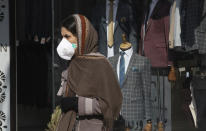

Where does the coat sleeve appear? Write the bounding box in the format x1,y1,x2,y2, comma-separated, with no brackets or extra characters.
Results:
142,58,152,120
78,96,102,116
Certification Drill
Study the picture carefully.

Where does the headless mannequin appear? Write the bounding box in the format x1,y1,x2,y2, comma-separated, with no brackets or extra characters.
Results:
120,34,132,51
120,34,152,131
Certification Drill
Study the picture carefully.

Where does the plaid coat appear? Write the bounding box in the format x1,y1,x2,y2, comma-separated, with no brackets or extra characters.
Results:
181,0,206,54
108,53,152,123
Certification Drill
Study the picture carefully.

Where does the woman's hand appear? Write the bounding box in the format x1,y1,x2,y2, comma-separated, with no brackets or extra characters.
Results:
60,97,78,113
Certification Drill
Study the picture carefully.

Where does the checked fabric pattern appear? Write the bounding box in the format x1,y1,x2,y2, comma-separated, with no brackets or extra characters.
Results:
109,53,152,123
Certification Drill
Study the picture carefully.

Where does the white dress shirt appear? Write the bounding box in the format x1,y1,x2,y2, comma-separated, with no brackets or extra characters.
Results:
117,47,133,80
106,0,119,58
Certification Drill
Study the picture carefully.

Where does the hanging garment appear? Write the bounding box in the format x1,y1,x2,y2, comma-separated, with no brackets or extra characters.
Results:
181,0,206,54
174,0,182,47
109,50,152,130
150,68,172,131
189,85,198,128
169,0,183,49
191,69,206,130
169,0,176,49
139,0,172,67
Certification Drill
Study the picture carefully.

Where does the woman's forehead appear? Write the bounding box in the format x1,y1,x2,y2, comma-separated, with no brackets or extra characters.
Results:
61,27,72,35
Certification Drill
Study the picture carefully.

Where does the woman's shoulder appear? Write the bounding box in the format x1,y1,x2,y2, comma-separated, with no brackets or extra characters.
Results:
85,52,105,57
77,52,106,60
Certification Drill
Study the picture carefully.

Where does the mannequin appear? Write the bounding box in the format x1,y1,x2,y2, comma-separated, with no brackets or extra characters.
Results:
91,0,138,57
109,34,152,131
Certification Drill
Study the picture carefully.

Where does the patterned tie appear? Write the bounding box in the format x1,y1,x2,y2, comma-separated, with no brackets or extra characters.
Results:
119,51,125,88
108,0,114,48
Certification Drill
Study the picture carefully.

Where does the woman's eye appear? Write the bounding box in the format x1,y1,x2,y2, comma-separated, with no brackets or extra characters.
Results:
64,35,70,39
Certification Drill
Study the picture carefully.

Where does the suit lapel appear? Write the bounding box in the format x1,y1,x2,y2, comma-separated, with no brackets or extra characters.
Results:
102,18,107,33
102,2,107,32
141,22,146,39
122,53,135,86
113,54,119,77
145,0,162,32
114,1,121,33
145,19,152,33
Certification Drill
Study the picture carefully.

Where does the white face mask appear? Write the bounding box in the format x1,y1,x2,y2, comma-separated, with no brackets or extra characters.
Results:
57,38,77,60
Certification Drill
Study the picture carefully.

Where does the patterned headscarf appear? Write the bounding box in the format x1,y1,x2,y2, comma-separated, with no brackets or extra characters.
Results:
73,14,98,55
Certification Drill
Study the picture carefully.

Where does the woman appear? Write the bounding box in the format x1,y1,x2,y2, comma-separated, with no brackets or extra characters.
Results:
55,14,122,131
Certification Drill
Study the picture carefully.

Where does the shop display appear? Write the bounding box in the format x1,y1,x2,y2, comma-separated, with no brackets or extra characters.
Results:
109,37,152,130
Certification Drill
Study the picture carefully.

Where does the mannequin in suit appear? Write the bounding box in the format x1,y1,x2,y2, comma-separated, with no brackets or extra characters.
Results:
109,35,152,131
91,0,138,57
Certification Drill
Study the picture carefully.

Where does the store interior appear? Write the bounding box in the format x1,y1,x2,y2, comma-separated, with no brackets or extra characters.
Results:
13,0,205,130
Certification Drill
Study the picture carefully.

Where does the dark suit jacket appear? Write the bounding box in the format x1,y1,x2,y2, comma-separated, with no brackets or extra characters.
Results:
192,76,206,90
108,53,152,122
139,1,171,68
191,67,206,90
91,0,138,57
181,0,206,54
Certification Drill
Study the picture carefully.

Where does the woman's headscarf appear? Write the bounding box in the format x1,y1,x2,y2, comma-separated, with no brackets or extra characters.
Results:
73,14,98,55
57,14,122,131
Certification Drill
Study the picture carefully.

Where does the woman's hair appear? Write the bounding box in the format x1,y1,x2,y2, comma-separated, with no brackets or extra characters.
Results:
61,16,77,36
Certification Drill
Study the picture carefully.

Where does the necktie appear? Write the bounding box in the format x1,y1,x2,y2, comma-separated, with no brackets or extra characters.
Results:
119,51,125,88
108,0,114,48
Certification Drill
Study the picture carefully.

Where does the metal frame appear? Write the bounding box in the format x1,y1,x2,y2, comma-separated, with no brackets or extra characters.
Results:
9,0,17,130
